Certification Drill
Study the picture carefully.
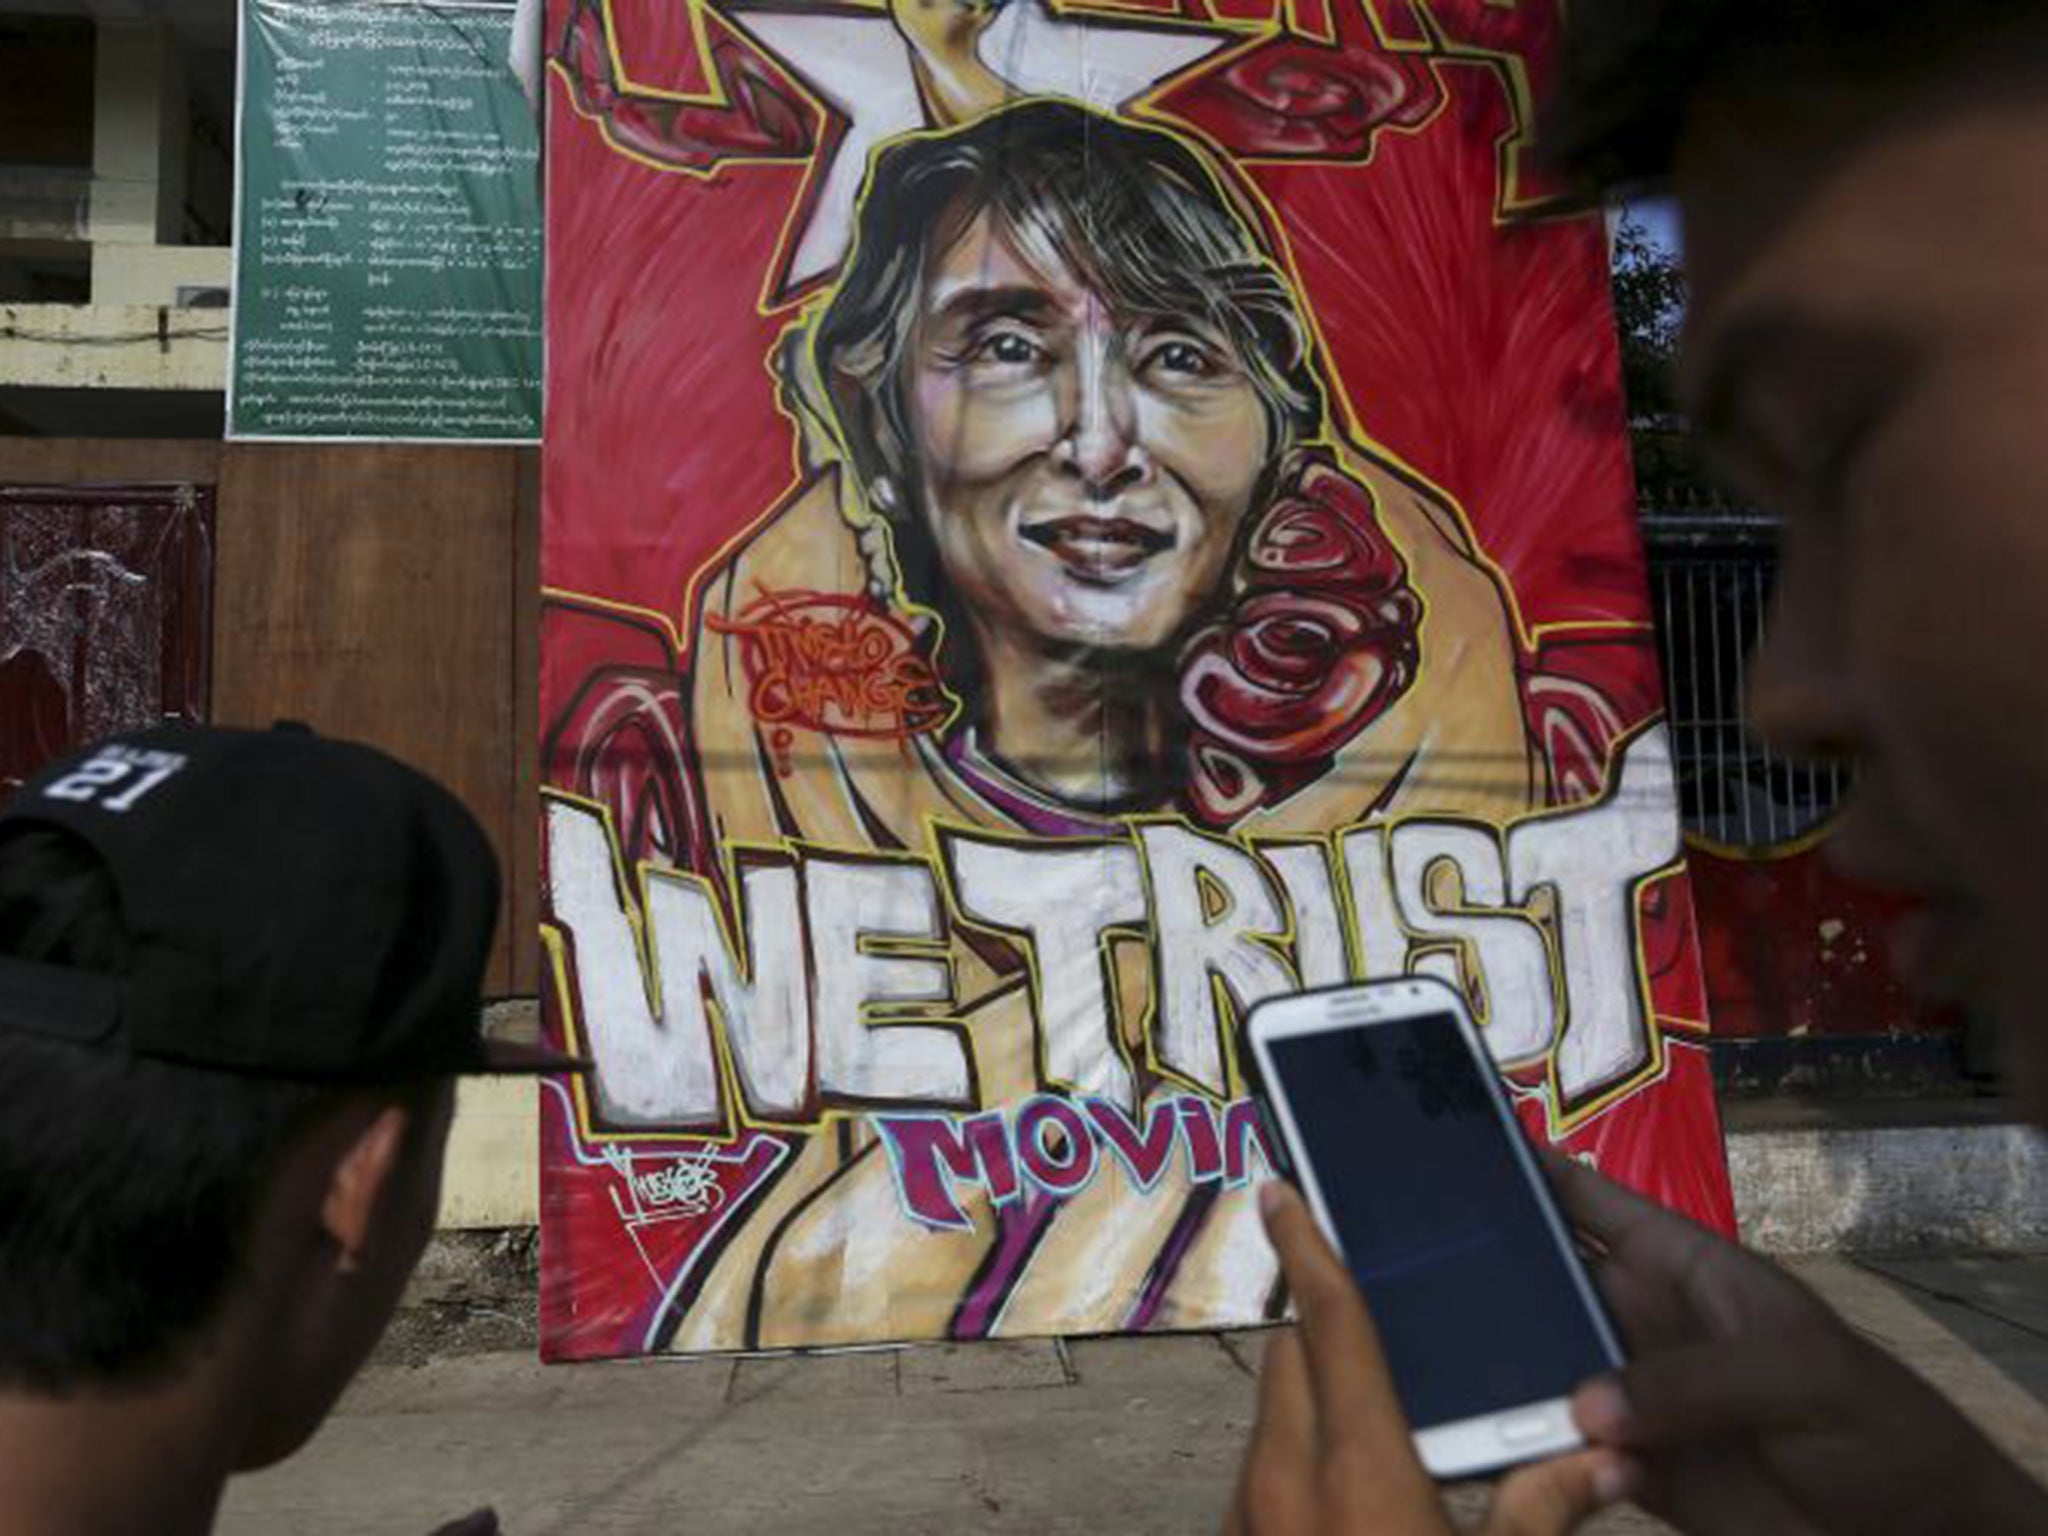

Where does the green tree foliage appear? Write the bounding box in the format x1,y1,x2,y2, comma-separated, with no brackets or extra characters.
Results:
1610,212,1714,507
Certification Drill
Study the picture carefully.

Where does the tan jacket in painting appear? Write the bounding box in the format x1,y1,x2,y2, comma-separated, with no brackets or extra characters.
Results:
669,447,1539,1350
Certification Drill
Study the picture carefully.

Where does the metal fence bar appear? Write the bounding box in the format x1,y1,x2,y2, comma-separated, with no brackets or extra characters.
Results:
1655,557,1687,821
1685,560,1708,828
1735,556,1760,844
1641,516,1845,847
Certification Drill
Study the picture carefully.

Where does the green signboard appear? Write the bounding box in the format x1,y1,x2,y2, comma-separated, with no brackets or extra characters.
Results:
230,0,542,441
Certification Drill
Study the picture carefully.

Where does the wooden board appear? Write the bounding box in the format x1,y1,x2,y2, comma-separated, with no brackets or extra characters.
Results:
214,442,525,994
511,448,540,995
0,438,222,486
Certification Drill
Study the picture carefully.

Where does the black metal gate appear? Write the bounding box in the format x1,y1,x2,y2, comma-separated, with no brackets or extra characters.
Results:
1640,509,1848,852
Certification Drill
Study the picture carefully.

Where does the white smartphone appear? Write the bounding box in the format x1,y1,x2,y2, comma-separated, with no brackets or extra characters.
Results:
1246,976,1624,1480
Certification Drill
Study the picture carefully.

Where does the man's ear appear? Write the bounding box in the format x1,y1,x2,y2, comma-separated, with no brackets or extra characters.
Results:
319,1103,412,1273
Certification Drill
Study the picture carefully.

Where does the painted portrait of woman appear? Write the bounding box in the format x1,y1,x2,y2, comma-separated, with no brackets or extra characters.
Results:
538,0,1675,1353
693,98,1538,853
566,95,1548,1350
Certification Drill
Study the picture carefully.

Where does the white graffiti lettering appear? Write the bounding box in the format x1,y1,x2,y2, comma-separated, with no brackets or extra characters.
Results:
542,729,1684,1132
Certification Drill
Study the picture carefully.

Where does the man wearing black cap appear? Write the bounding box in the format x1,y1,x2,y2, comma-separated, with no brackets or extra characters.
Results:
0,724,577,1536
1226,4,2048,1534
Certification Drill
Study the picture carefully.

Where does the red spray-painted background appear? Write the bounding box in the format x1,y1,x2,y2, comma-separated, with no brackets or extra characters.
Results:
539,0,1735,1361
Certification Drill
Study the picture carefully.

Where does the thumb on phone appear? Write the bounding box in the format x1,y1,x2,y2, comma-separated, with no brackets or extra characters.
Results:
1258,1181,1447,1519
1486,1448,1642,1536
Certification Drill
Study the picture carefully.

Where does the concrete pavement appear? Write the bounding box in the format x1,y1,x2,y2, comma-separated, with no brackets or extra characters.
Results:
1859,1253,2048,1410
216,1255,2048,1536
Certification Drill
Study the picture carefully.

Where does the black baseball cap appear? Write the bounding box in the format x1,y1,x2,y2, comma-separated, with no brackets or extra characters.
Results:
0,723,585,1083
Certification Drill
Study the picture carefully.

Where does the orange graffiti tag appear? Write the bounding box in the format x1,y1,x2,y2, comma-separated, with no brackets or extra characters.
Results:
708,593,949,771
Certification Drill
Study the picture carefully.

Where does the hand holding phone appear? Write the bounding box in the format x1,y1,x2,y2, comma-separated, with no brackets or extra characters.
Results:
1224,1181,1637,1536
1545,1155,2048,1536
1246,977,1623,1479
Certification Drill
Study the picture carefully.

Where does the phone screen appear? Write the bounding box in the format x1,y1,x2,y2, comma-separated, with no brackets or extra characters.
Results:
1263,1010,1617,1431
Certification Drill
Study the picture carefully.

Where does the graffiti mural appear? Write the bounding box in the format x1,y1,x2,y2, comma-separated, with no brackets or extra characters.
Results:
539,0,1735,1360
0,485,215,799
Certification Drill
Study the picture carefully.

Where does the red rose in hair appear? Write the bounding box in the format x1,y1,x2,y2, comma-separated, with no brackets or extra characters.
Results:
1181,449,1422,824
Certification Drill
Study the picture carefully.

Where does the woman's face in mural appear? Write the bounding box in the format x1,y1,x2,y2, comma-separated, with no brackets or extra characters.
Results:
903,209,1271,656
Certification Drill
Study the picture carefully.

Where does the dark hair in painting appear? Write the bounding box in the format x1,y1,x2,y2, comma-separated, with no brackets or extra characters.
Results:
811,97,1325,534
0,827,337,1391
1546,0,2048,194
791,99,1329,698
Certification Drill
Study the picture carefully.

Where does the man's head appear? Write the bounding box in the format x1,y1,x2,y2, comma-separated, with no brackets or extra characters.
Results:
1551,5,2048,1112
813,100,1325,661
0,726,557,1467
